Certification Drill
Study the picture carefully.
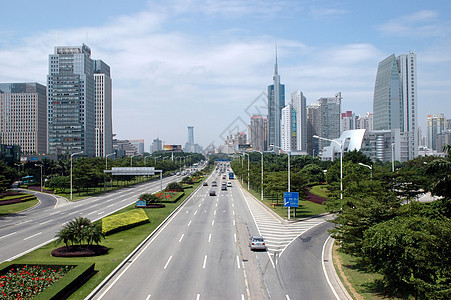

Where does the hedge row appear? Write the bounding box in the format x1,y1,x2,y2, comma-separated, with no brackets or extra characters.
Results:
102,208,150,235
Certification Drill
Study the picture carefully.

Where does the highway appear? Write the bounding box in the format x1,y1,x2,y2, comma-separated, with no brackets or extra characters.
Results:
90,166,336,300
0,174,180,263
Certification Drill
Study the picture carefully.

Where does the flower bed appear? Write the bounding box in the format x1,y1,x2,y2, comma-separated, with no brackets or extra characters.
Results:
102,209,150,235
155,191,184,203
0,265,73,299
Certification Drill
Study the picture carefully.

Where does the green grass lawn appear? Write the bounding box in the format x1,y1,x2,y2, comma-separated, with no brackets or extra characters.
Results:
245,186,327,219
8,182,202,299
0,197,38,216
309,184,330,198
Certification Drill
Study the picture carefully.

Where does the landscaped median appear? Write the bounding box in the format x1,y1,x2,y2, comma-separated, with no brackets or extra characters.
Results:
0,178,205,299
0,192,38,216
101,209,150,235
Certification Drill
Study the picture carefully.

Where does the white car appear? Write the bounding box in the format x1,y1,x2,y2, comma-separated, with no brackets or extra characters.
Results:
227,182,232,187
249,236,266,251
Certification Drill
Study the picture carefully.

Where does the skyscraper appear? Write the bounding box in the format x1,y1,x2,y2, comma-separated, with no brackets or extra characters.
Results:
268,48,285,150
427,113,446,151
291,90,307,152
280,104,292,152
248,115,268,152
94,60,113,157
47,44,95,157
187,126,194,144
373,52,417,161
0,83,47,154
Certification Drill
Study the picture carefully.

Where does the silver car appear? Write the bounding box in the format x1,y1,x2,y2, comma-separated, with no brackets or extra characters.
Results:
249,236,266,251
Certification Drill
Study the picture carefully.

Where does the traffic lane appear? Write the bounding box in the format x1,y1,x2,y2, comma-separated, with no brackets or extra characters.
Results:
97,183,246,299
0,176,179,262
274,221,336,300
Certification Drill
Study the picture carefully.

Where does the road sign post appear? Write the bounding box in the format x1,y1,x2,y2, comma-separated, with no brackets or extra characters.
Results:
283,192,299,220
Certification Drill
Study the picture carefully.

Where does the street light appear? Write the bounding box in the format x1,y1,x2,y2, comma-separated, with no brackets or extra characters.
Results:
105,153,115,170
130,154,140,167
243,153,250,190
36,164,43,192
313,135,343,199
271,144,292,219
105,153,115,192
391,142,395,172
251,150,264,201
70,151,84,201
358,162,373,178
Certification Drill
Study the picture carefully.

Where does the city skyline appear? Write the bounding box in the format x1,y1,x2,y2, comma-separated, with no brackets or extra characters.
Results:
1,0,450,148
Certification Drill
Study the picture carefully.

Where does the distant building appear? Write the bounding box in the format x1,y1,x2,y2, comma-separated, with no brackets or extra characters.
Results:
129,139,145,154
280,104,292,152
248,115,268,152
341,111,356,133
0,83,47,155
373,52,417,161
94,60,113,157
291,90,307,152
151,138,163,153
320,129,403,162
307,97,340,156
184,126,202,153
47,44,96,157
113,139,138,157
426,114,446,151
356,112,373,131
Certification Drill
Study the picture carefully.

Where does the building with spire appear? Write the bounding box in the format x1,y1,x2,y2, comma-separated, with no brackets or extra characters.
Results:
268,46,285,151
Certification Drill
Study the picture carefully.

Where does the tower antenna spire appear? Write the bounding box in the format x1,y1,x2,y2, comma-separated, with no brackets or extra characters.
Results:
274,43,279,76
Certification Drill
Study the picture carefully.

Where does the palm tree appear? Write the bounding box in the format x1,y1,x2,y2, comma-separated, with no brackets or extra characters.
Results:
54,227,72,250
83,224,104,246
427,144,451,199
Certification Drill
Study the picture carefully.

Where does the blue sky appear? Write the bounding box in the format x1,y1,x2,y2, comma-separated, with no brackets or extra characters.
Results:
1,0,450,149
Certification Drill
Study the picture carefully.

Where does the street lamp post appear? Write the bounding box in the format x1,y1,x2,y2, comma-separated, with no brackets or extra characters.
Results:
105,153,115,170
70,151,84,201
130,154,139,167
243,153,250,190
358,162,373,178
271,144,291,219
252,151,264,201
391,142,395,172
105,153,115,192
313,135,343,199
37,164,43,192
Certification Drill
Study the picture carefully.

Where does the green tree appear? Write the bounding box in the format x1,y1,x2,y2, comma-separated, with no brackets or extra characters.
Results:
47,176,69,193
300,164,325,184
166,182,184,192
426,145,451,199
327,179,401,256
362,215,451,299
0,161,16,193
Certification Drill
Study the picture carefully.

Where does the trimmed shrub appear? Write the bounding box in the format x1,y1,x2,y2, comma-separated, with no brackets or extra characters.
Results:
102,209,150,235
166,182,183,192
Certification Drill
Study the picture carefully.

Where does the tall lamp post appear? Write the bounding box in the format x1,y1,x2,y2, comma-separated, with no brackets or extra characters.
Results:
252,151,264,201
105,153,115,192
271,144,291,218
70,151,84,201
130,154,140,167
391,142,395,172
313,135,343,199
37,164,43,192
243,153,250,190
358,162,373,178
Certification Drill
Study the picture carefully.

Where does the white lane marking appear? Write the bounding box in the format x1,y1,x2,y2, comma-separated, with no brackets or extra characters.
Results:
196,294,200,300
203,255,207,269
87,211,97,215
186,210,189,214
179,234,184,243
106,204,115,208
236,256,241,269
234,233,237,243
194,210,198,216
39,219,53,225
233,220,235,226
98,211,105,215
211,220,215,226
145,295,151,300
198,203,202,207
163,256,173,269
233,210,235,216
208,233,211,242
286,295,291,300
187,220,192,226
214,210,216,215
322,236,341,300
0,232,17,239
232,203,234,207
242,294,245,300
24,232,42,240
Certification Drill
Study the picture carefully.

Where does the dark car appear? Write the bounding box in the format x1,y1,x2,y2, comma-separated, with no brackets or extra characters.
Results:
209,190,216,196
203,181,208,186
212,181,217,187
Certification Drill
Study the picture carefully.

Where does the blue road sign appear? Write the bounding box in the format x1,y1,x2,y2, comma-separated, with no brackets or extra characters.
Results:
136,200,146,207
283,192,299,208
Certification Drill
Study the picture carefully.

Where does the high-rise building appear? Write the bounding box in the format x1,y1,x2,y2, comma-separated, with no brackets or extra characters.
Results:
291,90,307,152
248,115,268,152
280,104,292,152
129,139,145,154
94,60,113,157
307,97,340,155
151,138,163,153
0,83,47,154
268,49,285,151
341,111,356,133
187,126,194,144
427,114,446,151
373,52,417,161
47,44,95,157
